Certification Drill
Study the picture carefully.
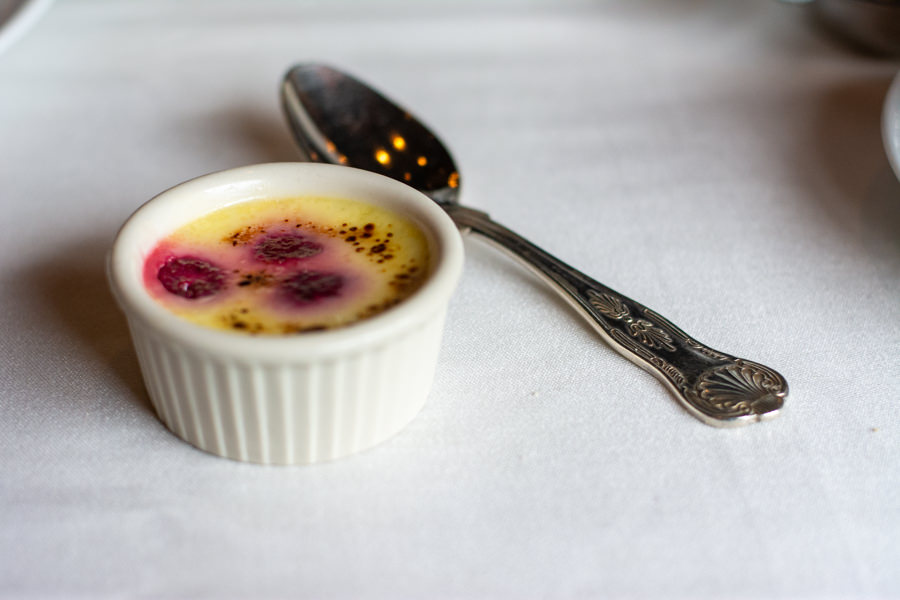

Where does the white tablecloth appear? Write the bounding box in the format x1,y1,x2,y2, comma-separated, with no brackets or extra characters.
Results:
1,0,898,597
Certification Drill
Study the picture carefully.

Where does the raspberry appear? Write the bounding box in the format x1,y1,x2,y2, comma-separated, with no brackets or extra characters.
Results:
254,233,322,264
281,271,343,304
157,256,226,299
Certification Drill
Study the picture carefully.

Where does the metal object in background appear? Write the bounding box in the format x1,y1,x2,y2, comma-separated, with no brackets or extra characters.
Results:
784,0,900,55
0,0,53,56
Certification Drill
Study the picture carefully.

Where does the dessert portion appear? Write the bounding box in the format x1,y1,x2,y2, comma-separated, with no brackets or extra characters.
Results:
142,195,430,334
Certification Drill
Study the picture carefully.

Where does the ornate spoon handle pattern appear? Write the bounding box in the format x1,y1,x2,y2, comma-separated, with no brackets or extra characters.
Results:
446,204,787,427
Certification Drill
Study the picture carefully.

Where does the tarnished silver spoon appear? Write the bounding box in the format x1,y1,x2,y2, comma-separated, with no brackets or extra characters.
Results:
281,63,787,427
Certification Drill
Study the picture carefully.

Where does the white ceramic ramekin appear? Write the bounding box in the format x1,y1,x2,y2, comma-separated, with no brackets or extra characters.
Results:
109,163,463,464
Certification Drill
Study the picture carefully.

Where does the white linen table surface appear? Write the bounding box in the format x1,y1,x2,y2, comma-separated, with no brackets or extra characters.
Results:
1,0,898,598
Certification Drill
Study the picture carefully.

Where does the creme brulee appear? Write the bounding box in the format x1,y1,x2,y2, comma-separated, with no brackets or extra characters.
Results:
142,196,430,334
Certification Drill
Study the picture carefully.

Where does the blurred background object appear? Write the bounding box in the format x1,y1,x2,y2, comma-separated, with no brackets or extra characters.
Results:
0,0,53,55
784,0,900,55
883,72,900,181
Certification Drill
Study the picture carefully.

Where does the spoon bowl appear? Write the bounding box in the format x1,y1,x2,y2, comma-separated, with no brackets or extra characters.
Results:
282,65,459,205
281,63,788,427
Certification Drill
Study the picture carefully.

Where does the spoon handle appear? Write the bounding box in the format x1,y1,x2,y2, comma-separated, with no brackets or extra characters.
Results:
445,204,787,427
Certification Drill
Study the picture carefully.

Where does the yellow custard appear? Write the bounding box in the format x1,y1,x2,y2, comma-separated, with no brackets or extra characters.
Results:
143,196,429,335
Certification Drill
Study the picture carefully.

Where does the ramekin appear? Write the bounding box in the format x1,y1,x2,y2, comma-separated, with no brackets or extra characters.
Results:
108,163,464,464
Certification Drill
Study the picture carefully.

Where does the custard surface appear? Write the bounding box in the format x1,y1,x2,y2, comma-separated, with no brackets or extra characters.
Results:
143,196,429,334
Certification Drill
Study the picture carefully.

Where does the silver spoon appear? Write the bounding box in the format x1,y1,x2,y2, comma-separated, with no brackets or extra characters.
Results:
281,63,787,427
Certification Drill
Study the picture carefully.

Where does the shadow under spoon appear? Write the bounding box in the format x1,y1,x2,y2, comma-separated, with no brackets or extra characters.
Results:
280,63,788,427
